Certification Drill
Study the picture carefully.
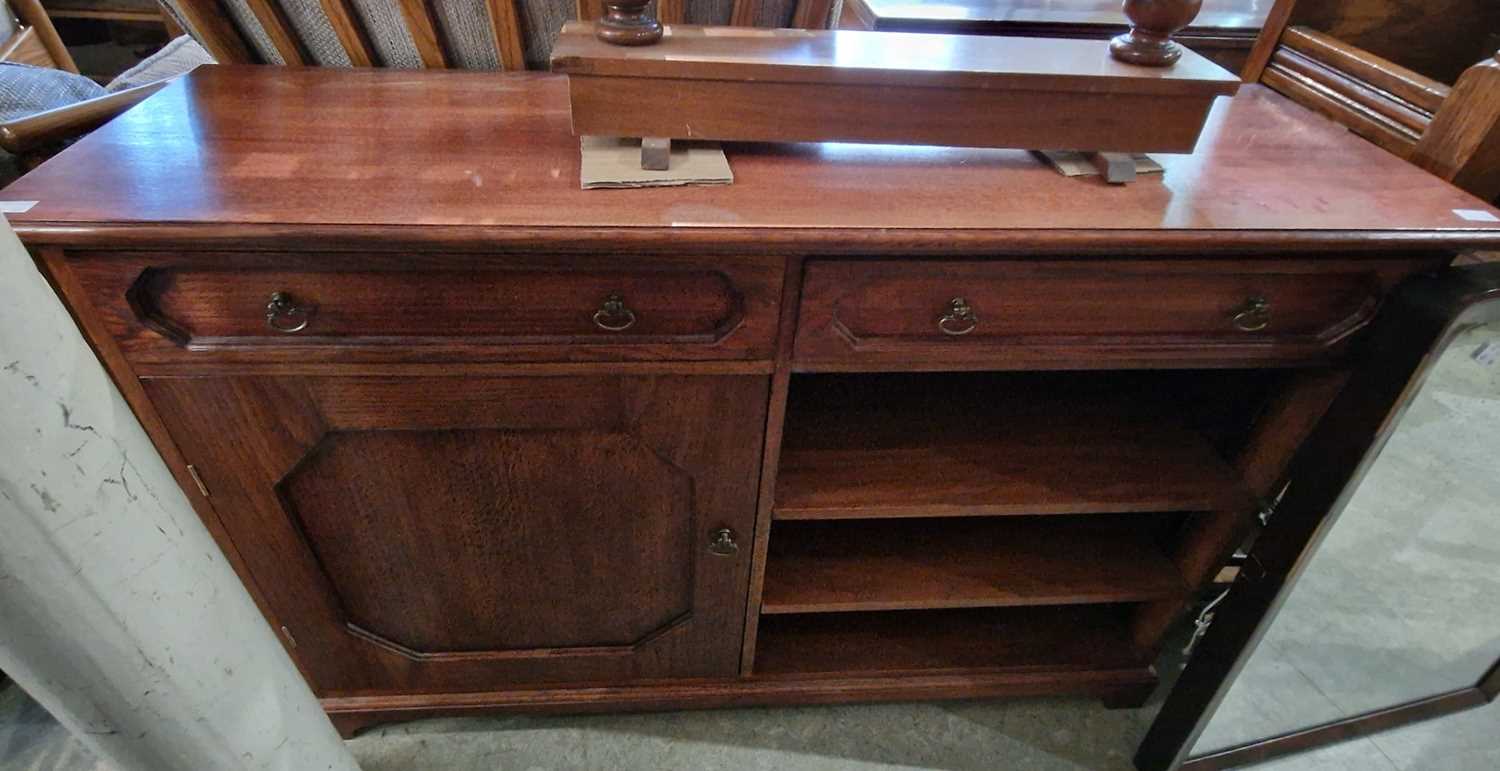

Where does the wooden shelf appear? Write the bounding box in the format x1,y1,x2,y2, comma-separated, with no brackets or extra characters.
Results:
754,605,1148,677
761,517,1187,615
774,374,1253,520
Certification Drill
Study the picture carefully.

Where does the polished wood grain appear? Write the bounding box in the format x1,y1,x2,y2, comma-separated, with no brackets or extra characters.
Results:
552,21,1238,154
595,0,661,45
1110,0,1205,67
1291,0,1500,86
32,247,314,691
1261,27,1453,160
1282,26,1448,113
754,605,1151,676
484,0,526,70
552,22,1239,93
285,429,694,653
9,0,78,72
1136,264,1500,771
143,374,768,694
0,26,55,68
1127,369,1350,652
564,70,1222,154
553,21,1236,152
1413,51,1500,202
794,259,1408,370
7,69,1499,248
738,255,805,674
1249,4,1500,201
66,251,782,366
1233,369,1350,499
14,65,1497,732
774,373,1252,519
761,517,1187,614
393,0,448,66
321,661,1155,737
1240,0,1295,81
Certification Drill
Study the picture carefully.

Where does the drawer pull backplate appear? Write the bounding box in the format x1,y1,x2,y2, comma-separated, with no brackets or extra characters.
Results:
265,292,312,333
938,297,979,336
1232,296,1271,332
593,294,638,332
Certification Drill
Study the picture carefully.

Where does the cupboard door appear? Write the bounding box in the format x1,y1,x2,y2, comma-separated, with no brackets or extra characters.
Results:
143,374,768,697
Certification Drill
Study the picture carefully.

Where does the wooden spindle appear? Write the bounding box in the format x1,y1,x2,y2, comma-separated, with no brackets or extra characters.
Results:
1109,0,1203,67
596,0,663,45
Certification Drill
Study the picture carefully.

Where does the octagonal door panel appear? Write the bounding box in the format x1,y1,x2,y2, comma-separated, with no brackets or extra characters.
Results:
142,374,769,697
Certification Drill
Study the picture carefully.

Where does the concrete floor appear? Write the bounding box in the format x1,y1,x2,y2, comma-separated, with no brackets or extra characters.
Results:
2,325,1496,770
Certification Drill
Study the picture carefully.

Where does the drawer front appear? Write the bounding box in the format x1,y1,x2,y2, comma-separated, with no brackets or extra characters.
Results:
794,259,1414,369
69,251,782,366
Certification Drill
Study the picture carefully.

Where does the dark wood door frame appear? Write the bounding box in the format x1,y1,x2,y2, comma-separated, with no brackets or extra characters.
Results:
1135,263,1500,771
1184,659,1500,770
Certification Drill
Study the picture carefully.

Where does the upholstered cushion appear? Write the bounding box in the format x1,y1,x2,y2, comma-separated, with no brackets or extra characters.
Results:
163,0,808,72
106,36,215,92
0,63,107,122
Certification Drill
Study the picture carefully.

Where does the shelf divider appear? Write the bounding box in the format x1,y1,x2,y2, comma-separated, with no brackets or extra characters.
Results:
761,516,1188,615
754,605,1150,677
774,379,1254,520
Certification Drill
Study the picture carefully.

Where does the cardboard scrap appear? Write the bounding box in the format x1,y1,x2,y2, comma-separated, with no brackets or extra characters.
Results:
580,136,733,189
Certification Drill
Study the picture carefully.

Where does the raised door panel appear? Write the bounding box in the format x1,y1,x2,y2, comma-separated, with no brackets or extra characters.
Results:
143,374,769,696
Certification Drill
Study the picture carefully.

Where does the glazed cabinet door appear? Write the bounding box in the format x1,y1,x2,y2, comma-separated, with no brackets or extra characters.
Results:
142,374,769,697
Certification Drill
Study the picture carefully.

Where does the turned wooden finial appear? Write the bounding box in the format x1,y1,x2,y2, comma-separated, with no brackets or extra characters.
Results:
596,0,663,46
1110,0,1203,66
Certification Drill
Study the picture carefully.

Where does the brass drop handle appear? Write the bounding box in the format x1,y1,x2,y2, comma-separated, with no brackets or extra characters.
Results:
938,297,978,336
707,528,738,557
593,294,637,332
1232,296,1271,332
265,291,312,333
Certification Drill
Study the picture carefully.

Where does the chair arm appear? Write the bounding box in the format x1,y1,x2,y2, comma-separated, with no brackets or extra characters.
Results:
1411,51,1500,202
0,80,169,154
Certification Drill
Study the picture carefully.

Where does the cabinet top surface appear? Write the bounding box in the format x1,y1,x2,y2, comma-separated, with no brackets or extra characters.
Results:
6,66,1500,249
549,23,1239,95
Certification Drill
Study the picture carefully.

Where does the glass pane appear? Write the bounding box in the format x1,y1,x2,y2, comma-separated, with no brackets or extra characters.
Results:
1192,319,1500,757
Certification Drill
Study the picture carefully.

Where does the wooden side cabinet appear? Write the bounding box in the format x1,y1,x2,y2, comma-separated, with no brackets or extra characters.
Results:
8,67,1500,737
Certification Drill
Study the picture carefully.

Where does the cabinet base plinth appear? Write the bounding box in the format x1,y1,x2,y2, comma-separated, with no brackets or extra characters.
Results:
323,667,1157,738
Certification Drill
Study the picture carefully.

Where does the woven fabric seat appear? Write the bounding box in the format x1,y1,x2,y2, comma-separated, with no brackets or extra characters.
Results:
160,0,813,72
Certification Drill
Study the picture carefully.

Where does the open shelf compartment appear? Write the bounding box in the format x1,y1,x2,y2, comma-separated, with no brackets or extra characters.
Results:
753,605,1151,678
762,515,1190,615
774,371,1264,520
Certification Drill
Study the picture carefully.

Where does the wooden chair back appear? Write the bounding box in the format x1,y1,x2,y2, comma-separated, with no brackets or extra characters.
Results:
164,0,835,74
574,0,833,30
1245,0,1500,202
166,0,529,70
2,0,79,73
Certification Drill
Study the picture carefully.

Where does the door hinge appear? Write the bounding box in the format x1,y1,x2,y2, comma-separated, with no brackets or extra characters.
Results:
280,625,298,649
186,464,210,498
1180,588,1230,663
1257,480,1292,526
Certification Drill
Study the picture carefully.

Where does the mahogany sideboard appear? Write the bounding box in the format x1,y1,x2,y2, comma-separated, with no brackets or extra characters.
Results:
7,66,1500,737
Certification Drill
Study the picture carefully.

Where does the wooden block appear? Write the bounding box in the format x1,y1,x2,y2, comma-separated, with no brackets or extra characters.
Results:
552,23,1240,154
640,136,670,170
1089,151,1138,183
